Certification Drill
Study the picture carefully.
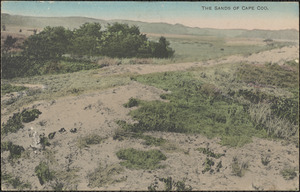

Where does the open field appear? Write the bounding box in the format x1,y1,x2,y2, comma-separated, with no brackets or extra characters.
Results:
1,33,299,191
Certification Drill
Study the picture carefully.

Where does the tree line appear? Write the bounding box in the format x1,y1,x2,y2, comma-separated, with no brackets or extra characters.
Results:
2,22,175,78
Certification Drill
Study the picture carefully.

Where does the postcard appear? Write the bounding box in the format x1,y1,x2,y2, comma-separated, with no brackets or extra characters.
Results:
1,1,299,191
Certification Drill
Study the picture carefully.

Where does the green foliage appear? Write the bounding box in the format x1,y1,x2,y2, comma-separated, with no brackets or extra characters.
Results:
280,167,297,180
22,26,72,60
202,158,215,174
123,97,140,108
231,157,248,177
1,141,25,159
39,136,51,149
2,35,17,54
126,72,264,147
21,108,42,123
2,112,24,134
116,148,167,170
197,147,225,159
77,134,105,149
1,84,28,95
35,162,54,185
70,22,102,56
87,163,125,188
1,172,32,190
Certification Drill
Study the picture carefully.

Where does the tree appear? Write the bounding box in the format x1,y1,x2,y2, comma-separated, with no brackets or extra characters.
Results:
152,36,174,58
99,23,147,58
69,23,102,56
2,35,17,54
22,26,72,60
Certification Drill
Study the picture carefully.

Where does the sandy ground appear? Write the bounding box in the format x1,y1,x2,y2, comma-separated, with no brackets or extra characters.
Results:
1,45,299,191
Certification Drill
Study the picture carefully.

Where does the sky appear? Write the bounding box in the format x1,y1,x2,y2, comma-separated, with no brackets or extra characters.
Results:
1,1,299,30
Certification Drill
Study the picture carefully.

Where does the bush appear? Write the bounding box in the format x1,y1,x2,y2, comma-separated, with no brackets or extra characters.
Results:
21,109,42,123
2,109,42,134
2,113,24,134
1,172,32,190
116,148,167,170
1,141,25,159
35,162,53,185
123,97,140,108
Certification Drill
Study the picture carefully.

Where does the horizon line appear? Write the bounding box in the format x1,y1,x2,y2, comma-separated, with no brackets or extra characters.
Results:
2,12,299,32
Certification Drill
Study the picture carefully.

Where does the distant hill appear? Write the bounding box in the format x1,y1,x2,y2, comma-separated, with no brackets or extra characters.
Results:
1,13,299,40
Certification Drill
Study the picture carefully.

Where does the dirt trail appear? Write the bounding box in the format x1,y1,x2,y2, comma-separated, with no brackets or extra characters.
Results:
1,45,299,191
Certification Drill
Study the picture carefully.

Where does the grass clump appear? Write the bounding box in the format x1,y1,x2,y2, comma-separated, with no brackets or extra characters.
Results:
1,141,25,159
261,155,271,166
35,162,54,185
116,148,167,170
1,84,28,95
87,163,125,188
280,166,297,180
1,172,32,190
123,97,140,108
77,134,106,149
148,177,192,191
20,108,42,123
231,157,249,177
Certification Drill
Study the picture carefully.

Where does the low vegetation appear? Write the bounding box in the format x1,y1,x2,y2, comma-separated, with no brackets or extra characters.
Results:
123,97,140,108
1,172,32,190
1,141,25,159
2,108,42,134
116,148,167,170
148,177,192,191
87,163,126,188
1,83,28,95
35,162,54,185
231,157,249,177
280,166,297,180
77,134,106,149
197,147,225,159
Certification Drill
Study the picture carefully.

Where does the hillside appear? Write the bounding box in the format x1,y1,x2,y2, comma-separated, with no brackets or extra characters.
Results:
1,13,298,40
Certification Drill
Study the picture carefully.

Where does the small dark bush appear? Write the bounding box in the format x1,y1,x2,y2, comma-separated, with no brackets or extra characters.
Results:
21,109,42,123
1,141,25,159
2,113,24,134
35,162,53,185
123,97,139,108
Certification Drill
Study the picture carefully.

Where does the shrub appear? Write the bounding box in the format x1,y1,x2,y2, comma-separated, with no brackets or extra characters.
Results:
123,97,140,108
116,148,167,170
35,162,54,185
202,158,215,174
2,113,24,134
280,167,297,180
1,141,25,159
21,109,42,123
1,172,32,190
